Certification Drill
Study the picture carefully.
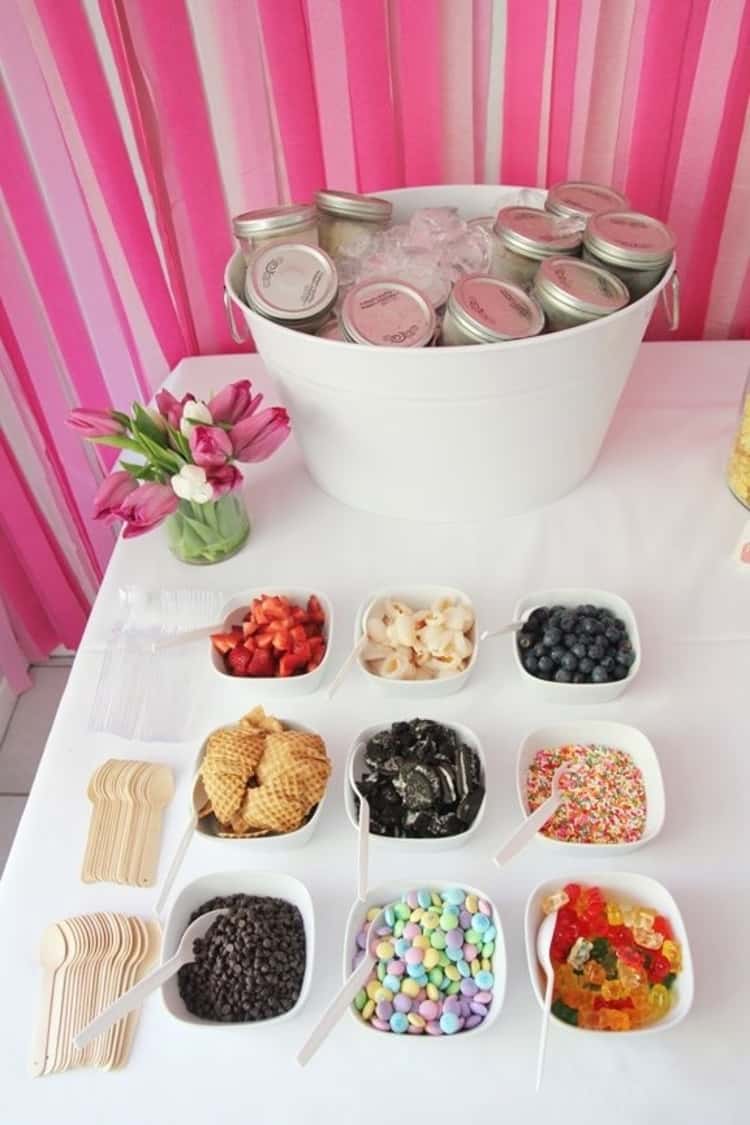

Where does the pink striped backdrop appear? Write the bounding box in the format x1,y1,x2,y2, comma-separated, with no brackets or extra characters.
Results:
1,0,749,679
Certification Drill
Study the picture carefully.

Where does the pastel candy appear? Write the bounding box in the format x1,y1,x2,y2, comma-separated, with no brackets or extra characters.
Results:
440,1011,460,1034
404,922,421,940
390,1012,409,1033
387,959,405,976
472,913,490,933
393,993,412,1013
478,899,491,915
460,978,478,997
376,1000,393,1020
475,990,492,1003
475,970,494,990
417,888,433,909
465,1014,483,1029
406,891,419,909
443,996,461,1015
383,974,400,992
445,929,463,949
419,1000,439,1020
372,1018,390,1031
459,910,472,929
426,1021,443,1035
443,888,465,906
470,1001,488,1016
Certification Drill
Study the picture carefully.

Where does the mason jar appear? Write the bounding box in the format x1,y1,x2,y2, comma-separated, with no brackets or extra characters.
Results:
316,317,345,341
245,242,338,333
341,279,435,347
315,190,392,259
727,373,750,509
545,181,629,221
582,211,674,300
232,204,318,263
532,257,629,332
491,207,582,288
442,275,544,346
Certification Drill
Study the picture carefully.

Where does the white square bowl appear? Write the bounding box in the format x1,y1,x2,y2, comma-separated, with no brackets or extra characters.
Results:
515,720,665,857
513,587,641,704
210,588,333,696
524,871,693,1036
161,869,315,1026
344,720,487,851
191,717,329,848
354,585,478,699
343,879,506,1039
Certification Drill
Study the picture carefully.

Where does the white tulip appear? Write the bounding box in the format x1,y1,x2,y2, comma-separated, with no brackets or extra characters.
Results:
171,464,214,504
179,399,213,436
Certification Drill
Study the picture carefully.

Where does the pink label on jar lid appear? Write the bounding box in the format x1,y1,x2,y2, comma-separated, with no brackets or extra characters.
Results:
343,281,435,346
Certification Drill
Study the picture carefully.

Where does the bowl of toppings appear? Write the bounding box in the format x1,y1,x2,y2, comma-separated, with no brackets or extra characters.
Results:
192,706,331,847
345,881,506,1038
525,875,693,1035
355,586,477,697
161,869,314,1026
517,720,664,857
513,587,641,702
210,589,332,694
345,719,486,849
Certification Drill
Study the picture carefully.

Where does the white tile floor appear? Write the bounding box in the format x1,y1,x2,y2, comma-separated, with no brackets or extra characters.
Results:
0,665,70,875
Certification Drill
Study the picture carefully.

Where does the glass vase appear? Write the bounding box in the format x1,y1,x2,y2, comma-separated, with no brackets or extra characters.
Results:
165,491,250,565
727,372,750,509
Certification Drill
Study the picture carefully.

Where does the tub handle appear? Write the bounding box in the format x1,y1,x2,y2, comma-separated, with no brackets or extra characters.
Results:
224,288,249,344
661,271,680,332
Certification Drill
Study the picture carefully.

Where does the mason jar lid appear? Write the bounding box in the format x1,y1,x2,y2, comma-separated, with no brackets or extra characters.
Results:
584,211,675,268
341,279,435,347
232,203,317,239
245,242,338,321
448,275,545,342
545,181,629,220
534,257,630,318
316,190,393,223
493,206,582,259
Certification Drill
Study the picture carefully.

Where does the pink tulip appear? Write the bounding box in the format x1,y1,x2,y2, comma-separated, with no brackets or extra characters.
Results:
92,471,139,522
230,407,291,463
207,464,243,498
208,380,263,426
66,408,124,437
115,483,179,538
189,424,233,468
155,389,195,429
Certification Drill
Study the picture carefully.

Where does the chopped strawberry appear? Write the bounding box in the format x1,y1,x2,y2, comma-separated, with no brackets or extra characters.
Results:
210,628,243,654
246,648,275,677
279,651,307,677
271,629,291,652
308,635,326,659
226,645,252,676
242,635,256,653
307,595,325,624
261,596,287,620
242,619,258,637
291,606,307,623
291,639,312,664
290,624,308,645
255,630,274,649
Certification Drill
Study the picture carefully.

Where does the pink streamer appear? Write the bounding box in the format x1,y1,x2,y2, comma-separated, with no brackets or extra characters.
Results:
258,0,326,202
472,0,492,182
395,0,444,186
546,0,582,185
340,0,401,191
501,0,549,185
304,0,358,189
0,594,32,696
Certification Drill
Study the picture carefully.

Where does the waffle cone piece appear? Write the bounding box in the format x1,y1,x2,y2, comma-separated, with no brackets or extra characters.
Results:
200,727,265,824
234,731,331,836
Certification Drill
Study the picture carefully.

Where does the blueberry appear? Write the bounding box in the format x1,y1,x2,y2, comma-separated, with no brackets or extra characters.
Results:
563,633,577,648
542,627,562,647
572,672,586,683
554,668,572,683
581,617,598,635
527,608,548,630
550,605,566,616
559,614,576,632
537,655,554,673
579,657,594,675
617,648,636,667
612,664,628,680
600,655,615,672
579,604,596,616
591,665,609,683
518,632,535,650
588,644,605,661
550,645,566,665
572,642,587,659
533,642,546,658
537,670,553,680
604,626,621,643
561,652,578,671
523,654,538,674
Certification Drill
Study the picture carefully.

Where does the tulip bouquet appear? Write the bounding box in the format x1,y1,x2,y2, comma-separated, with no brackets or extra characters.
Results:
68,380,290,564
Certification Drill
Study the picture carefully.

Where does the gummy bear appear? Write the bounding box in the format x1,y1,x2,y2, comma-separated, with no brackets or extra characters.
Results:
653,915,673,941
633,926,663,950
602,1008,631,1031
648,983,670,1017
542,889,570,915
615,942,644,969
634,908,657,932
567,937,593,970
605,903,623,926
563,883,581,904
662,939,681,970
618,962,647,991
583,960,606,986
579,1009,606,1030
601,979,625,1001
647,952,671,983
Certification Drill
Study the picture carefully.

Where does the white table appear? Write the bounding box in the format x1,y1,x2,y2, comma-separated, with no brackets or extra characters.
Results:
1,343,748,1125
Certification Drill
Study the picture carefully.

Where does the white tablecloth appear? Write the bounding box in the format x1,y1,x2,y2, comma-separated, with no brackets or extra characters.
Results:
1,342,748,1125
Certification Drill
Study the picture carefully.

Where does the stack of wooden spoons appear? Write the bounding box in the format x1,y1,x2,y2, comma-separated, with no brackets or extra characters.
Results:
82,760,174,885
31,913,159,1076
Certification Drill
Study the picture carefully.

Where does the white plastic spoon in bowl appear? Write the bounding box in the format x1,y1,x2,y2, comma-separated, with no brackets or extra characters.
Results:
150,624,224,653
479,619,524,642
73,909,226,1049
297,905,389,1066
535,912,557,1093
493,764,571,867
357,796,369,903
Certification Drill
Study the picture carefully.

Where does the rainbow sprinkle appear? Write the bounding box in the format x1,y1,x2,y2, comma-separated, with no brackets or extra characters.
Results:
526,744,647,844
